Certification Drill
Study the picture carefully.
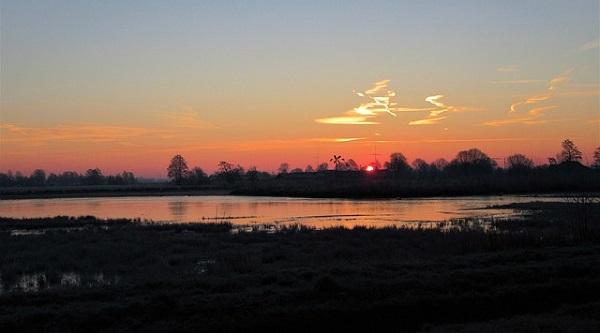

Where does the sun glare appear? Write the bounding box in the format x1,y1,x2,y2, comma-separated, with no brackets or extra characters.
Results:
365,165,375,172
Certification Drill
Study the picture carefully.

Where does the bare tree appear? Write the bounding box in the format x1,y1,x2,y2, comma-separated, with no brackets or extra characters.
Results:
167,155,189,185
557,139,582,163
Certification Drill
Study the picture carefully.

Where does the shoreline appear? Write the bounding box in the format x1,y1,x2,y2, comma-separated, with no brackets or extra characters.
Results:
0,185,588,201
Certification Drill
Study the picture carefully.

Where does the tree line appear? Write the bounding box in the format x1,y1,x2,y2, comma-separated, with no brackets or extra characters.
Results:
1,139,598,188
0,168,136,187
165,139,600,185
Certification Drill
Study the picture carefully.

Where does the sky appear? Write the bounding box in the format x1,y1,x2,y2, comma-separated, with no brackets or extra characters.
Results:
1,0,599,177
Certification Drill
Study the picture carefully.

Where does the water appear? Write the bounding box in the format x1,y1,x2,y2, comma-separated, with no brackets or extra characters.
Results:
0,195,561,228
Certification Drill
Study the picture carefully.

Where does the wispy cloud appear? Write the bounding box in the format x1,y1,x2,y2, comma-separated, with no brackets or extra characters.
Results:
577,39,599,52
161,108,218,129
315,80,398,125
509,69,572,113
408,116,447,125
407,95,481,126
494,79,544,84
0,108,218,146
484,106,558,126
309,137,365,143
497,65,520,72
483,69,576,127
314,116,379,125
316,80,480,126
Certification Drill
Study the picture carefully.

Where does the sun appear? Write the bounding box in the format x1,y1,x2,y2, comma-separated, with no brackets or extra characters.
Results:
365,165,375,172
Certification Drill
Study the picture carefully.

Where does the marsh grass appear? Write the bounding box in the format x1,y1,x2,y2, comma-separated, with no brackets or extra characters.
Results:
1,204,599,332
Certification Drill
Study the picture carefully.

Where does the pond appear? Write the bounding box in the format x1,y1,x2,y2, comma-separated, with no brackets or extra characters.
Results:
0,195,561,228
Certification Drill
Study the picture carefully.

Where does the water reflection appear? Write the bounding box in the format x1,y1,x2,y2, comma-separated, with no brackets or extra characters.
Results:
0,195,561,229
168,201,189,220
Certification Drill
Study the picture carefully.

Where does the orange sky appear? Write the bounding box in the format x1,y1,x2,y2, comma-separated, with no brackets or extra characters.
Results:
1,1,599,177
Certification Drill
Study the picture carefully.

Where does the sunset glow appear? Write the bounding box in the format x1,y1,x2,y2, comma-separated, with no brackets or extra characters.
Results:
1,1,598,177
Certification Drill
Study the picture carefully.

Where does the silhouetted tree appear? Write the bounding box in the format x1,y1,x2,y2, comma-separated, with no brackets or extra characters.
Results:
385,153,410,175
216,161,244,184
593,147,600,169
506,154,534,173
412,159,429,175
316,162,328,171
446,148,495,175
330,155,345,171
305,165,315,172
187,167,208,185
557,139,582,163
167,155,189,185
85,168,104,185
14,171,26,186
431,158,449,172
346,159,359,171
30,169,46,186
278,163,289,174
246,166,259,183
290,168,303,173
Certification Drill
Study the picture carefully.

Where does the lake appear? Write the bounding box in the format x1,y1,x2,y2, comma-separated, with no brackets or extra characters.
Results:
0,195,562,228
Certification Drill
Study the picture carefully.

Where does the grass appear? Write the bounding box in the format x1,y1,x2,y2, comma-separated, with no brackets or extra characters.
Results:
0,202,599,332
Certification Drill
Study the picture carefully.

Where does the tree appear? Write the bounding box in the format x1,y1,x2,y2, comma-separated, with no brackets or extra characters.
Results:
290,168,303,173
305,165,315,172
30,169,46,186
85,168,104,185
592,147,600,169
187,167,208,185
557,139,582,163
446,148,495,175
216,161,244,184
385,152,410,175
431,158,449,172
330,155,345,171
346,159,359,171
412,159,429,175
506,154,533,173
278,163,289,174
167,155,189,185
316,162,328,171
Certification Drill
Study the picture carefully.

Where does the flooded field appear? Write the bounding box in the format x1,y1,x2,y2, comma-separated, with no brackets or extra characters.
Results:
0,195,562,228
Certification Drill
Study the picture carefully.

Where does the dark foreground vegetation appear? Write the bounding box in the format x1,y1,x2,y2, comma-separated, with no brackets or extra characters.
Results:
1,199,600,332
2,139,600,200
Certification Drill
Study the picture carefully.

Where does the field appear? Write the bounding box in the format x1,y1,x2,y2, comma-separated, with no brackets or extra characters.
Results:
1,200,600,332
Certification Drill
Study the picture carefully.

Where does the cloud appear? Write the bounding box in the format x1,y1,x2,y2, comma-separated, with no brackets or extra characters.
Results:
0,108,219,147
314,116,379,125
315,80,398,125
408,116,447,125
578,40,599,52
497,65,520,72
316,80,481,127
309,137,365,143
0,123,156,144
407,95,480,126
494,80,544,84
484,69,575,127
509,69,572,113
161,108,218,129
